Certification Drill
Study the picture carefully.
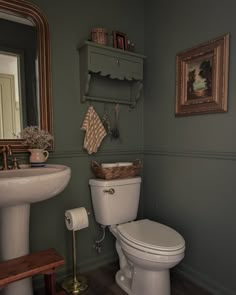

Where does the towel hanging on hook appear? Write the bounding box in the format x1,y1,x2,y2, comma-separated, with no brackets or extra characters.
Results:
81,106,107,154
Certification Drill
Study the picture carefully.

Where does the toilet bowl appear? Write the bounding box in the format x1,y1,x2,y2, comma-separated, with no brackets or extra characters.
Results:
110,219,185,295
89,177,185,295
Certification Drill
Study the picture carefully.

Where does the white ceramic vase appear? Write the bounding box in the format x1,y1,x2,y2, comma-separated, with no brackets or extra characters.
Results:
29,149,49,165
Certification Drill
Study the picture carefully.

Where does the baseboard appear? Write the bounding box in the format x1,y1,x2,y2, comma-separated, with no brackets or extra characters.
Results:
176,263,235,295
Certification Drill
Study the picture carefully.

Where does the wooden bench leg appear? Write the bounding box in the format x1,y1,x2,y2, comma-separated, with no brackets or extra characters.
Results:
44,273,56,295
0,249,64,294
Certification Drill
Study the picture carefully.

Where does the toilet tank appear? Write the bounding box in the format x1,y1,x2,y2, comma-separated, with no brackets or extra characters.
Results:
89,177,141,226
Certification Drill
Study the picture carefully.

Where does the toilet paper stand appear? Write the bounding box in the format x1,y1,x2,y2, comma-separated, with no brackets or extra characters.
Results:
62,224,88,294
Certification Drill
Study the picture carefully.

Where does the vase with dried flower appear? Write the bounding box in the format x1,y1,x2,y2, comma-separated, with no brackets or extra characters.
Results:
20,126,53,166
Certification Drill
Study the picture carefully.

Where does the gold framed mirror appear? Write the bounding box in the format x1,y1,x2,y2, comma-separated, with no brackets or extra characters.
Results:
0,0,52,152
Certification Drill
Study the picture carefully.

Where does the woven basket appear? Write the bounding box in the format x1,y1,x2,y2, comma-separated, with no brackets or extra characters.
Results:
91,28,108,45
91,160,142,180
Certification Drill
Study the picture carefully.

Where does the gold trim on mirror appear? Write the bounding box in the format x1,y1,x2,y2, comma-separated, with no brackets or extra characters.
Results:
0,0,53,152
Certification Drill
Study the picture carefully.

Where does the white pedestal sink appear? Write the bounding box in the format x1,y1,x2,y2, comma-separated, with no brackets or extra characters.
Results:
0,164,71,295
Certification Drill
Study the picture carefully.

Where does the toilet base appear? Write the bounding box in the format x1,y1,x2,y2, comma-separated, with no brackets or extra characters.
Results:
116,270,132,294
116,267,170,295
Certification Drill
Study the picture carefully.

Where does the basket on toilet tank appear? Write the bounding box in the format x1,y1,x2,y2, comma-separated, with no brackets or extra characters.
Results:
91,160,142,180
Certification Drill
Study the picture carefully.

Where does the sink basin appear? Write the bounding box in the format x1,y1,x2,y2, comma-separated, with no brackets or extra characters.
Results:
0,164,71,207
0,164,71,295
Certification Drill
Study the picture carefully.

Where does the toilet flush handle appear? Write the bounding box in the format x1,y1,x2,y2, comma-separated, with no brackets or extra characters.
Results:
103,188,115,195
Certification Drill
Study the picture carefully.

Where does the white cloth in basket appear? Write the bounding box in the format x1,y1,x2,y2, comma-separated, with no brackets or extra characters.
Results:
81,106,107,154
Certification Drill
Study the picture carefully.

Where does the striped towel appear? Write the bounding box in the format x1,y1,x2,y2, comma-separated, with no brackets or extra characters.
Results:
81,106,107,154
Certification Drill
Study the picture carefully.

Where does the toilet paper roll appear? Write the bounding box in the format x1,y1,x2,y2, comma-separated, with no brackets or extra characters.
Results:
65,207,89,231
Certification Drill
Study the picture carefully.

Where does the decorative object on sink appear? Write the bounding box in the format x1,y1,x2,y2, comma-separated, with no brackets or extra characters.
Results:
91,159,142,180
20,126,53,149
81,106,107,154
91,27,108,45
28,149,49,166
20,126,53,166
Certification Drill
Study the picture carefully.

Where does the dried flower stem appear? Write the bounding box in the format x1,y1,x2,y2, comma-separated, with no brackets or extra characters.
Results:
20,126,53,149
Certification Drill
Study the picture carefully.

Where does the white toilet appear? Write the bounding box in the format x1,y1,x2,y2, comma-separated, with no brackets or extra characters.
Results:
89,177,185,295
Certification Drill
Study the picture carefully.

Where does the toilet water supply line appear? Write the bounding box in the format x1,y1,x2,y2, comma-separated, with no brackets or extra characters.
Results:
94,225,107,253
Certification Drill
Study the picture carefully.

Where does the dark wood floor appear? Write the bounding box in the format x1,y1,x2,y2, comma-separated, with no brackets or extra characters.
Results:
53,262,212,295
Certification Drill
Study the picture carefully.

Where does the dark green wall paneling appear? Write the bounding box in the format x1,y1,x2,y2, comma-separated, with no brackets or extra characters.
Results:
144,0,236,151
25,0,144,284
144,1,236,294
8,0,236,294
143,154,236,294
30,0,144,153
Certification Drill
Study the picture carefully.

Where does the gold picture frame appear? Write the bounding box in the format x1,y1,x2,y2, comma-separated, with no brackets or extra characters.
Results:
175,34,229,116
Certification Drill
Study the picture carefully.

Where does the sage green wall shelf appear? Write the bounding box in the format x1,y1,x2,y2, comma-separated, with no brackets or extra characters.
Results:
79,41,146,107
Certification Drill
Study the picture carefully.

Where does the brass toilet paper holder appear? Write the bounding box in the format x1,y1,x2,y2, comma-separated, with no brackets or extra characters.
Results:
62,210,90,294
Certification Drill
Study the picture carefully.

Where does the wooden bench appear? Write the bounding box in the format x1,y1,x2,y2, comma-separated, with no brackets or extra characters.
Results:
0,248,65,295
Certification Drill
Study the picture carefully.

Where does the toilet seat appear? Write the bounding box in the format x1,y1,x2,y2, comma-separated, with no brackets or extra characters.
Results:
117,219,185,256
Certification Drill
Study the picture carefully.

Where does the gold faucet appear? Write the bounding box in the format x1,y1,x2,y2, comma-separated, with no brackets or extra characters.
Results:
1,145,12,170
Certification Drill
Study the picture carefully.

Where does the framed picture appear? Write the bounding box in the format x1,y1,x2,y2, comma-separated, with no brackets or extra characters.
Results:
175,34,229,116
113,31,127,50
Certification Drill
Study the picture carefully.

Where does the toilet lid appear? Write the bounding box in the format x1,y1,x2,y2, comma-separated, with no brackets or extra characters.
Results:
117,219,185,253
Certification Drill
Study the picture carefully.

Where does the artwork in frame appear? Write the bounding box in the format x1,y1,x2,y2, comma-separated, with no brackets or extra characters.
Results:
175,34,229,116
113,31,127,50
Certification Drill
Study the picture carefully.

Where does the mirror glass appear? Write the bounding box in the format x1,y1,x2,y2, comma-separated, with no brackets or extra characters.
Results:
0,17,38,139
0,51,24,138
0,0,52,151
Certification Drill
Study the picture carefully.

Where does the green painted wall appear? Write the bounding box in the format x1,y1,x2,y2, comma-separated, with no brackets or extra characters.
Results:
5,0,236,293
144,1,236,294
25,0,144,283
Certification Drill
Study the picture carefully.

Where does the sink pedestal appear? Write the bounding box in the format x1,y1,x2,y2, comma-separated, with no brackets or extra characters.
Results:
0,204,33,295
0,164,71,295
